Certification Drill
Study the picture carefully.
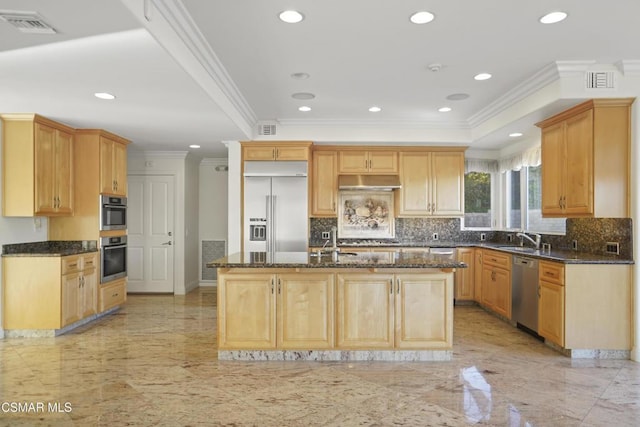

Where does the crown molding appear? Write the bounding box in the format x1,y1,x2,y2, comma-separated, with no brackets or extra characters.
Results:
555,60,597,77
129,150,189,159
273,118,470,129
200,158,228,166
615,60,640,75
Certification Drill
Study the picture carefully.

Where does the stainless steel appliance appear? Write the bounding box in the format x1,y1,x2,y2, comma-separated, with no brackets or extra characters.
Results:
512,255,539,333
100,195,127,231
100,235,127,283
244,161,308,253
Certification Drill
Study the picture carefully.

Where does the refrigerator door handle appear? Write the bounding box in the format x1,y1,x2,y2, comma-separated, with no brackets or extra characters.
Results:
272,195,277,253
266,195,272,253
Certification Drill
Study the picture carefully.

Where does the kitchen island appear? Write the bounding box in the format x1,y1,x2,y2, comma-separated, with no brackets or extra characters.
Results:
207,250,466,361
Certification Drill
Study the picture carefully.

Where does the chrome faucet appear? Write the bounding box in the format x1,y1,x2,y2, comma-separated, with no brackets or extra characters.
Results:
516,232,542,249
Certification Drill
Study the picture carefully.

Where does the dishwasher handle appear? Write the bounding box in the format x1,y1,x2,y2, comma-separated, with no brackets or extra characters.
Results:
513,256,538,268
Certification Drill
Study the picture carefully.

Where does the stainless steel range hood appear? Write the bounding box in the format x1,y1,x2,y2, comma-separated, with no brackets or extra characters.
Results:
338,175,402,191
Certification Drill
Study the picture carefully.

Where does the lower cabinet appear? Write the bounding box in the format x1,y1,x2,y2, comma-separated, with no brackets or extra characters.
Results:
454,248,475,301
2,253,98,330
538,280,564,346
480,250,511,318
217,270,453,351
99,278,127,313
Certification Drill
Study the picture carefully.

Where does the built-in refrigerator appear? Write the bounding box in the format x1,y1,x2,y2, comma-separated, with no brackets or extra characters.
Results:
243,161,308,253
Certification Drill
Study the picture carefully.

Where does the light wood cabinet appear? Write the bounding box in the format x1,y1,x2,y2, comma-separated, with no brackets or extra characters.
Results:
455,248,474,301
98,278,127,313
218,272,334,349
338,150,398,174
397,151,464,217
311,150,338,216
480,249,511,318
536,98,634,218
474,249,483,302
1,114,74,216
242,141,312,161
100,136,128,196
2,253,98,330
336,272,453,349
538,261,565,347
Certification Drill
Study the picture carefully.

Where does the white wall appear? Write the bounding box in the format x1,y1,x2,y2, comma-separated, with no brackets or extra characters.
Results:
0,122,49,336
199,158,228,284
631,99,640,362
226,141,242,253
184,153,201,293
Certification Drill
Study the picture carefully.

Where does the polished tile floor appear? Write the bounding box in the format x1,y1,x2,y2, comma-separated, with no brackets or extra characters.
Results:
1,288,639,426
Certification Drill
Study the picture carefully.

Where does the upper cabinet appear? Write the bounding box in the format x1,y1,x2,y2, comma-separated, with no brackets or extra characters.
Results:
311,150,338,217
338,150,398,174
397,151,464,217
100,136,128,196
536,98,634,218
242,141,312,161
1,114,74,217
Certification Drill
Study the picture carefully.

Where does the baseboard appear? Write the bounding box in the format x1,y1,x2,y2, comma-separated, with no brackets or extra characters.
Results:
185,279,200,294
0,328,4,339
199,281,217,287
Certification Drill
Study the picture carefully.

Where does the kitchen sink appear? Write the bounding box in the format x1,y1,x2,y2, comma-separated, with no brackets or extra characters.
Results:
309,251,358,257
495,246,539,254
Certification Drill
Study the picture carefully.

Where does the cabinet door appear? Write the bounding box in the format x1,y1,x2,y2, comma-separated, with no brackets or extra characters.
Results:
474,250,483,302
244,145,276,160
336,273,394,348
541,122,565,215
61,273,81,327
80,268,98,318
538,280,564,346
218,273,277,349
277,273,334,349
338,151,368,173
564,109,594,216
493,268,511,319
395,273,453,349
275,146,308,161
431,152,464,216
311,151,338,216
112,141,128,196
480,265,496,309
54,129,74,214
368,151,398,173
34,123,57,214
99,137,115,194
398,152,430,216
454,248,474,300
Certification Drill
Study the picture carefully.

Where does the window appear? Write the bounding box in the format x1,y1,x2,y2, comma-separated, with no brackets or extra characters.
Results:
464,172,492,228
503,166,565,234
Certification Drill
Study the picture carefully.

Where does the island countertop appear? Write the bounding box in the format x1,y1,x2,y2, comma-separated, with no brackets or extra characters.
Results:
207,250,467,269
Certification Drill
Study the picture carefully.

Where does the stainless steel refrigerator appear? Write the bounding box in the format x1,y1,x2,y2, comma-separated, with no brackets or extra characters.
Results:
243,161,308,253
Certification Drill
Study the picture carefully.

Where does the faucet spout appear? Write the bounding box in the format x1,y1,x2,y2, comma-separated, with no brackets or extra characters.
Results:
516,232,542,249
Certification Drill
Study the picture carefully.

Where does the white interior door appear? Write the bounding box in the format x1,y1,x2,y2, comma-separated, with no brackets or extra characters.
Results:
127,175,175,293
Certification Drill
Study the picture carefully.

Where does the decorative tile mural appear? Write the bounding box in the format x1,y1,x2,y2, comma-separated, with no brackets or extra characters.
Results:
338,191,395,238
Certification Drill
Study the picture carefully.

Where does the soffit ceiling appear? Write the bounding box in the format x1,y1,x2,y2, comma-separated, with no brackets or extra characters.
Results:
0,0,639,158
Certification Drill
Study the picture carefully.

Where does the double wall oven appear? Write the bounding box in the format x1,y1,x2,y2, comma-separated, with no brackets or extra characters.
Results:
99,195,128,283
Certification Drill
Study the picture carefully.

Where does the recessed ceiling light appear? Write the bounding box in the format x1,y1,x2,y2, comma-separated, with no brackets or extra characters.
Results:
474,73,492,81
94,92,115,100
291,72,310,80
539,11,567,24
298,106,311,112
509,132,523,137
369,106,382,112
279,10,304,23
292,92,315,100
189,145,200,149
446,93,470,101
410,11,435,24
438,107,452,112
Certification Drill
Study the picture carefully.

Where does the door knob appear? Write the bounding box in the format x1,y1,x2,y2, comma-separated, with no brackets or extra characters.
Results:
162,241,172,245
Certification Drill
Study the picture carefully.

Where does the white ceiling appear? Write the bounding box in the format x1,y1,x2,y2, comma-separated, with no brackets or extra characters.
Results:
0,0,639,158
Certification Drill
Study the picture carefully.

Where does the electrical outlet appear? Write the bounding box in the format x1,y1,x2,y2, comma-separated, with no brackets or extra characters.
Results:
321,231,330,240
507,234,513,243
572,240,578,251
605,242,620,255
432,233,439,241
480,233,486,241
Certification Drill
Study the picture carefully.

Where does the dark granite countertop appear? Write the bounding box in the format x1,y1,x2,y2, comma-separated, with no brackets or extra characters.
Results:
2,241,98,257
307,240,633,264
208,251,466,269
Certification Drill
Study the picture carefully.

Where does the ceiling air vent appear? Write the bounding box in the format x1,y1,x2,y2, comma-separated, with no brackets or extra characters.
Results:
258,124,276,136
0,11,57,34
586,71,615,89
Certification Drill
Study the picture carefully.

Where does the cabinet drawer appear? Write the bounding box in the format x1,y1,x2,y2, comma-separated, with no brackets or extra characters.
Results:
61,255,81,274
99,280,127,312
482,250,511,270
539,261,565,285
81,253,98,270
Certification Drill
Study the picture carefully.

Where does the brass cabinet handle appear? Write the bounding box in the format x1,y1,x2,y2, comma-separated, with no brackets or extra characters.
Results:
278,278,281,294
390,281,393,294
271,278,274,294
396,278,400,294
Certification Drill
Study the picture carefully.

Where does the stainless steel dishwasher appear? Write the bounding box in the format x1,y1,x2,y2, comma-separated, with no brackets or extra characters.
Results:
512,255,539,334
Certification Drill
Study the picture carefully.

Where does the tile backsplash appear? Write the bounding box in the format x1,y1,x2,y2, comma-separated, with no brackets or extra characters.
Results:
310,217,633,259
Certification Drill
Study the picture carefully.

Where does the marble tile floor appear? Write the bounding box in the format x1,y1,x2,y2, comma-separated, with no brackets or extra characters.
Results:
0,288,639,426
